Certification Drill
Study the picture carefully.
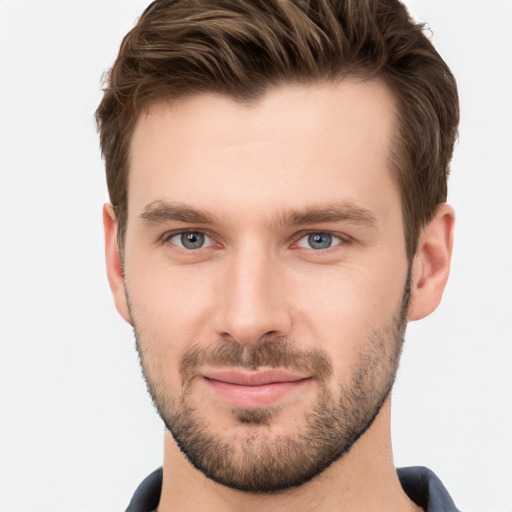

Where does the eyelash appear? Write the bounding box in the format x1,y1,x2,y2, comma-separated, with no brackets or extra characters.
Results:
294,232,347,250
160,230,218,252
160,229,351,252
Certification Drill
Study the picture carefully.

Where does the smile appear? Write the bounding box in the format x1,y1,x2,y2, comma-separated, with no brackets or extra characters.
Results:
202,369,312,408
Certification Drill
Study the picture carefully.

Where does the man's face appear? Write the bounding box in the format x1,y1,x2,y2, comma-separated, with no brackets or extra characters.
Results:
122,80,410,492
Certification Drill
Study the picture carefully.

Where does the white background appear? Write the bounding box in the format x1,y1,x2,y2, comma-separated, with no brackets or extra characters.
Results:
1,1,511,511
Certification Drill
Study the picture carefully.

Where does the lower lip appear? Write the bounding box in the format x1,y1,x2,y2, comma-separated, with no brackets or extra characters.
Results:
204,378,310,408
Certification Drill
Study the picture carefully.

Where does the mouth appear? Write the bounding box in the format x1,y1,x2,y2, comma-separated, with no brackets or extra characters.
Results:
202,369,312,408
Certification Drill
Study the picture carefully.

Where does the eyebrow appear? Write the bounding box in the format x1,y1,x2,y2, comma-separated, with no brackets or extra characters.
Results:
140,201,219,225
139,200,378,228
277,203,377,228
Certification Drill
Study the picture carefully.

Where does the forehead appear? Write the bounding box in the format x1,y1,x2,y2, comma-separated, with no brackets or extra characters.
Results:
128,79,398,221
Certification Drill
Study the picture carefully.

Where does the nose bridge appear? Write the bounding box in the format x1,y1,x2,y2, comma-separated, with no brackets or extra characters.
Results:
214,239,291,345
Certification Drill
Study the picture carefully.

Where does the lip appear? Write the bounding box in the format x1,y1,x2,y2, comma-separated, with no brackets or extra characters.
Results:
202,369,311,408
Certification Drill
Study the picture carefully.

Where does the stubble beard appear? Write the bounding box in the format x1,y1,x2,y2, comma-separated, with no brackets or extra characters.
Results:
130,272,411,494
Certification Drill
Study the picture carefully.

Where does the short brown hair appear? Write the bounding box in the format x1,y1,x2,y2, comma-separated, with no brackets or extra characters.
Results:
96,0,459,260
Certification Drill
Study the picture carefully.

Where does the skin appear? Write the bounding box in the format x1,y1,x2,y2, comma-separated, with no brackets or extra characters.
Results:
104,79,454,512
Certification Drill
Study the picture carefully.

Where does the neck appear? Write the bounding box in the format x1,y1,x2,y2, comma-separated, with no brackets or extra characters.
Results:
157,400,421,512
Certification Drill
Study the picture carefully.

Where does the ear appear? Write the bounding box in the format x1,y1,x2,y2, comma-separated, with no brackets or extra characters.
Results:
103,203,132,324
408,203,455,321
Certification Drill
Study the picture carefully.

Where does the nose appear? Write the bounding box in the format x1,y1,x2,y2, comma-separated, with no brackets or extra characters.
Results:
213,243,293,346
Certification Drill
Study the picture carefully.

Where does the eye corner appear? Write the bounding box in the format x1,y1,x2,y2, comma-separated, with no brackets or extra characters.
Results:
160,229,219,251
295,231,348,251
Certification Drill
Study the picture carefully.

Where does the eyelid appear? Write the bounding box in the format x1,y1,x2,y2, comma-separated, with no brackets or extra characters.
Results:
158,228,351,251
290,229,354,256
293,230,351,249
160,229,218,249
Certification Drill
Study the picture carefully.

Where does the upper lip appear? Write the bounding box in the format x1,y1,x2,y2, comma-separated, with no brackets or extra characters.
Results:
202,369,310,386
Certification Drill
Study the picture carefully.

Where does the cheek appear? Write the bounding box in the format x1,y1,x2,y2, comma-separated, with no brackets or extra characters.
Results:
290,263,407,368
127,275,213,396
125,256,220,350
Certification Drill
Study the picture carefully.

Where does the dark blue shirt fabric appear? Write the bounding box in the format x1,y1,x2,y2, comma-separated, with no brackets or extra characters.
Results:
125,466,460,511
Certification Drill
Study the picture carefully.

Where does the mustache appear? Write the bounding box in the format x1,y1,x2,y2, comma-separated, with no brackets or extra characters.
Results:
179,339,333,385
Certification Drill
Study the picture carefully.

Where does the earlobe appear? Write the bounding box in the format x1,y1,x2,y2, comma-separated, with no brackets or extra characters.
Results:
408,204,455,321
103,203,132,324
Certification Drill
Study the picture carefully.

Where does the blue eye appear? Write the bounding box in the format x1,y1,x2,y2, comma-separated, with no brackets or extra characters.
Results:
169,231,213,250
297,233,343,250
